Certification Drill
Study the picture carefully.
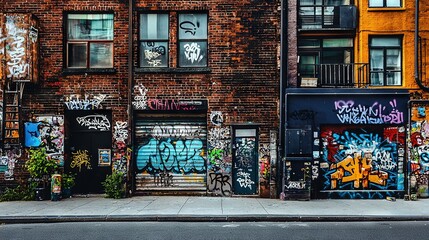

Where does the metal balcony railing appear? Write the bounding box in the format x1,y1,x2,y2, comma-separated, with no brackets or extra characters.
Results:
299,63,369,88
298,5,356,30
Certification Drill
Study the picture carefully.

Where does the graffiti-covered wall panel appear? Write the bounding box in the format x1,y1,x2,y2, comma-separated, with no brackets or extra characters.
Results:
135,115,207,192
319,125,405,199
0,13,38,82
410,103,429,197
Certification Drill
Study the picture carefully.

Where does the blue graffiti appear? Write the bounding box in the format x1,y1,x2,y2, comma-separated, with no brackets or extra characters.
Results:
136,138,206,173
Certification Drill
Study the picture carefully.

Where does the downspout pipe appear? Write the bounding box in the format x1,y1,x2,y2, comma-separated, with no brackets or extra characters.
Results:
127,0,134,195
415,0,429,91
278,0,287,198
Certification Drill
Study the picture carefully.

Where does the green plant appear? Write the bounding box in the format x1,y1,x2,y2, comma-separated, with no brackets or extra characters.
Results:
0,182,37,202
62,173,76,190
102,172,125,199
26,148,59,180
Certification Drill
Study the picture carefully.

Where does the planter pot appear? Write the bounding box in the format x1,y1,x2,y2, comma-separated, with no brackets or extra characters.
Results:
62,188,73,198
35,187,49,201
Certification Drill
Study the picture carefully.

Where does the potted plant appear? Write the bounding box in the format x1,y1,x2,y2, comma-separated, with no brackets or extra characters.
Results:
61,173,75,198
102,171,126,199
25,148,59,200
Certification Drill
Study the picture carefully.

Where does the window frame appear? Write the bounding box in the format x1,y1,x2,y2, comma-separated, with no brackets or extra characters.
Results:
369,36,402,86
177,12,209,68
64,12,115,72
138,12,170,68
368,0,402,8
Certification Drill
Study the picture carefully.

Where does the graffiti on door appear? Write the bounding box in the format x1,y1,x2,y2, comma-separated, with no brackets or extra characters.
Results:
320,125,405,199
136,123,206,174
70,149,91,172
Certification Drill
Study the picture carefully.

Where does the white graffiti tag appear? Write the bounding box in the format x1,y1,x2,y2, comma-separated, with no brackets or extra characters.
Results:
236,171,255,190
114,121,128,143
76,115,111,131
132,83,148,110
6,15,29,79
184,42,203,63
64,94,107,110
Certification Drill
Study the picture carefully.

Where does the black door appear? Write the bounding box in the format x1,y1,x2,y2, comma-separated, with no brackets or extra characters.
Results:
65,110,112,194
232,127,259,195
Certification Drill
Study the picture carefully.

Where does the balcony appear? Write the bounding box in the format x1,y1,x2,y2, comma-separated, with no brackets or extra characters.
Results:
298,5,357,30
298,63,369,88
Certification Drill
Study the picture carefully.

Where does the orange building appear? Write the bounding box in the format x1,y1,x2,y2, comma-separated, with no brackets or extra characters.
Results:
283,0,429,199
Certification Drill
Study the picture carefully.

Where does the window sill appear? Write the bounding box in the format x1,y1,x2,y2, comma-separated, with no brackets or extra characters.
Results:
135,67,211,74
62,68,117,75
367,7,406,12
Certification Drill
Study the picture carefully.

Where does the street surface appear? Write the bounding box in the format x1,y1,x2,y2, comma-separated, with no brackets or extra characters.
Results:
1,221,429,240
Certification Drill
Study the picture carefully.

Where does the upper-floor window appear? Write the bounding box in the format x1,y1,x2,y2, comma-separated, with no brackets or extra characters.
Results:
178,13,208,67
139,12,208,68
369,0,401,7
139,13,169,68
369,37,402,86
66,13,114,69
299,0,353,29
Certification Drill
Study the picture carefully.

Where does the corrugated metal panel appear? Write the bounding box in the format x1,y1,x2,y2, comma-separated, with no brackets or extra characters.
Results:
134,115,207,193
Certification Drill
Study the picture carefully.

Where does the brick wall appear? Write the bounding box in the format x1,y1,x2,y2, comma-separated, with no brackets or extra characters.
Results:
0,0,280,193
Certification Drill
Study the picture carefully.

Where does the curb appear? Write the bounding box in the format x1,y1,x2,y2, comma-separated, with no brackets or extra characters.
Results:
1,215,429,224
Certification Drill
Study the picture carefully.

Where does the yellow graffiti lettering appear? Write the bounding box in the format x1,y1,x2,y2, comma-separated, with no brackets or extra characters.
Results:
70,150,91,172
330,152,388,189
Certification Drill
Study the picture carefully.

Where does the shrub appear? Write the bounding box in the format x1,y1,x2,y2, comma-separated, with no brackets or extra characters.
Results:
102,172,125,199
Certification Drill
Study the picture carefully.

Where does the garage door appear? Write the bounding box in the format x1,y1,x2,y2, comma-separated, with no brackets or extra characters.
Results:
134,114,207,194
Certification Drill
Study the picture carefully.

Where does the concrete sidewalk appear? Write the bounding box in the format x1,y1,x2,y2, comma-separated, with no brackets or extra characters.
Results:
1,195,429,223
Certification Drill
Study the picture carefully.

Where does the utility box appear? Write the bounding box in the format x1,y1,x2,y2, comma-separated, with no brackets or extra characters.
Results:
286,129,312,156
283,160,311,200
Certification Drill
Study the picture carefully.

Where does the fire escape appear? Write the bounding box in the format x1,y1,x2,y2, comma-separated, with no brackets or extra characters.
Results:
0,13,39,149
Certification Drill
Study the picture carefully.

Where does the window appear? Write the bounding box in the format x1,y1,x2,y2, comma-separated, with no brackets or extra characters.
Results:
369,0,401,7
139,13,169,67
139,12,208,69
298,38,353,76
178,13,208,67
299,0,351,29
66,13,114,69
369,37,402,86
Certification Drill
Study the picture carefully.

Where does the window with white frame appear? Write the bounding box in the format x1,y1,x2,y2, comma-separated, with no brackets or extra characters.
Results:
369,37,402,86
369,0,401,7
139,12,208,68
66,13,114,69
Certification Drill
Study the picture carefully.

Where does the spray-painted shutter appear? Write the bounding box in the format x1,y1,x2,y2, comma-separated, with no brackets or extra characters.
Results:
134,114,207,193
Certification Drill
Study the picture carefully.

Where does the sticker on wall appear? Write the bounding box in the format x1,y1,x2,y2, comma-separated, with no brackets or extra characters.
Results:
98,149,111,166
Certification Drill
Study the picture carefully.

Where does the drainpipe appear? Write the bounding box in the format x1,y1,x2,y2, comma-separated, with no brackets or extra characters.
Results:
278,0,288,198
415,0,429,91
127,0,134,195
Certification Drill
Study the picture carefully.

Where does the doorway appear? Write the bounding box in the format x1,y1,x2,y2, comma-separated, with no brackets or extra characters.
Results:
65,110,112,194
232,126,259,195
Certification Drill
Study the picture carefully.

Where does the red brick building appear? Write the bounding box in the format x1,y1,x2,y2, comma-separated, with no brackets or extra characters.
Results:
0,0,280,197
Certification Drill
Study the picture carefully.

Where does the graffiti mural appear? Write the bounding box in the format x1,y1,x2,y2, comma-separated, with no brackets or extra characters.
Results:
410,104,429,197
0,148,21,180
135,121,207,191
23,116,64,166
112,121,130,174
37,116,64,166
320,125,405,199
207,111,232,196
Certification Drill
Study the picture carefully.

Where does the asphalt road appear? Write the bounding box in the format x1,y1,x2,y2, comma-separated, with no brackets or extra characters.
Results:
1,221,429,240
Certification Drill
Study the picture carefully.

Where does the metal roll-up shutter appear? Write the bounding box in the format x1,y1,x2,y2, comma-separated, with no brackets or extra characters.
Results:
134,114,207,194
